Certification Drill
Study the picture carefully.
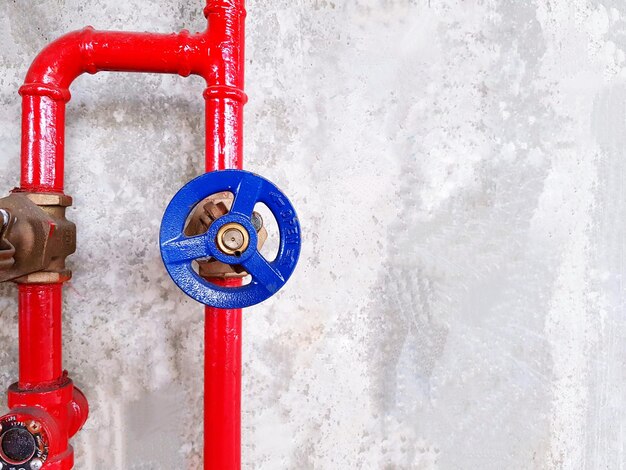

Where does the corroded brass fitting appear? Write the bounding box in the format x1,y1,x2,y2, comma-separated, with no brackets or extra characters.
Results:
0,191,76,284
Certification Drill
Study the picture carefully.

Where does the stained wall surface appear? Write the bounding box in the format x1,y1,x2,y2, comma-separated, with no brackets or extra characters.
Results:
0,0,624,469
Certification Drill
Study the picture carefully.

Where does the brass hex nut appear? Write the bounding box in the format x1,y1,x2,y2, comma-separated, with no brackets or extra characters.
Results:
24,192,73,208
15,270,73,285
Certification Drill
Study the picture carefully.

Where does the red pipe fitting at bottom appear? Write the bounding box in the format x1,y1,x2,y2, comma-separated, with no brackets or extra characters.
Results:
0,376,88,469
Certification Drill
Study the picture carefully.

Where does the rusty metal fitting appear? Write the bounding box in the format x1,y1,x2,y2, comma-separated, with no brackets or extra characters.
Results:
185,192,267,279
0,191,76,284
26,420,42,435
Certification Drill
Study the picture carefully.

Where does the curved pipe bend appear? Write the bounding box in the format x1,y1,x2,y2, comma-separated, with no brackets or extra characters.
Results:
19,3,246,193
21,27,211,100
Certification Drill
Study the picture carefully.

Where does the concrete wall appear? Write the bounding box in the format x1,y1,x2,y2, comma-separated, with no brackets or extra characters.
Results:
0,0,624,468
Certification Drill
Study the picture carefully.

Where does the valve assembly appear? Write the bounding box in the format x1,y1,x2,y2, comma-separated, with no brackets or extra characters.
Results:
0,1,300,468
160,169,301,309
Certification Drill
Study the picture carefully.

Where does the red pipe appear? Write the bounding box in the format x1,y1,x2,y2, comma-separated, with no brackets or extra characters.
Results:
203,3,245,468
18,284,63,388
12,1,247,468
205,295,242,469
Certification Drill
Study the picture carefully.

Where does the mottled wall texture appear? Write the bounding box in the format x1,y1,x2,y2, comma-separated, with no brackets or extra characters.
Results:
0,0,624,468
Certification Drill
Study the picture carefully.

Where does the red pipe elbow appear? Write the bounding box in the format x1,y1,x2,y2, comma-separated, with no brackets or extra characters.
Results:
22,29,89,96
19,27,212,192
22,27,210,96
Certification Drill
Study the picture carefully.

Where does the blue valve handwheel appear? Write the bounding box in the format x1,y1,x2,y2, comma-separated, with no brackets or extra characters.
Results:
160,170,301,309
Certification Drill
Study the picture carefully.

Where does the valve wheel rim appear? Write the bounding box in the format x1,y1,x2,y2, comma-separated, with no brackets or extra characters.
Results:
160,169,301,309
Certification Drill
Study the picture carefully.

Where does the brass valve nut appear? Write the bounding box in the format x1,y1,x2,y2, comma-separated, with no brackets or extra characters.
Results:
216,223,250,256
0,192,76,284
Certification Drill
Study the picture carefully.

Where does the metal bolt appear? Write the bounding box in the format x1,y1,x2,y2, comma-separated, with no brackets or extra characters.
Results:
0,209,8,226
26,421,41,434
0,209,10,236
251,211,263,232
30,458,43,470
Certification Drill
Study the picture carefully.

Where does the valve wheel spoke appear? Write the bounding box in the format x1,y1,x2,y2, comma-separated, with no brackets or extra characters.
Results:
230,173,263,217
161,234,208,264
241,251,284,294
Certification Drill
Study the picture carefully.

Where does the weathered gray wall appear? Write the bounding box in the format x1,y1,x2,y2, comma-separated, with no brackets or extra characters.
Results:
0,0,624,468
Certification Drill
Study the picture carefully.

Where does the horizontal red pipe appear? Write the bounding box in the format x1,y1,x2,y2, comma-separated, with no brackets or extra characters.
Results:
18,284,63,388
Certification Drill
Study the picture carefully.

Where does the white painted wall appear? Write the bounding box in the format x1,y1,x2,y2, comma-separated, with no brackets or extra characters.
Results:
0,0,624,468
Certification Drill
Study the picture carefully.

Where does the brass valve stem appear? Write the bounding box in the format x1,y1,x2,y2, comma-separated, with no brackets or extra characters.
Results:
216,223,250,256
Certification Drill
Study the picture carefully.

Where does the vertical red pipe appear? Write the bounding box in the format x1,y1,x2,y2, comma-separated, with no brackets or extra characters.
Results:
19,75,65,389
20,93,68,192
203,2,246,469
205,283,242,469
18,284,64,388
